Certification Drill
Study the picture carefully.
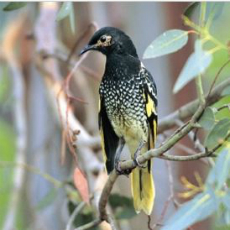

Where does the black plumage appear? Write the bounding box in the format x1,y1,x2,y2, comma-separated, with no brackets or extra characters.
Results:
80,27,158,215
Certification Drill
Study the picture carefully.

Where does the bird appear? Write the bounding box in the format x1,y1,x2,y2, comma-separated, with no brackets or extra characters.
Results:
80,27,157,215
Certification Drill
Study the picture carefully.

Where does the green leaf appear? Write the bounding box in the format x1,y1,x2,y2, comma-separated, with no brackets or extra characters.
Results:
173,40,213,93
206,2,225,22
109,194,133,208
204,118,230,149
0,65,11,104
224,210,230,225
216,204,230,227
222,192,230,211
36,188,58,210
115,207,136,220
56,2,75,33
3,2,27,11
206,149,230,190
143,29,188,59
0,119,16,227
183,2,199,19
183,3,225,23
162,189,218,230
109,194,136,219
198,107,216,130
222,86,230,96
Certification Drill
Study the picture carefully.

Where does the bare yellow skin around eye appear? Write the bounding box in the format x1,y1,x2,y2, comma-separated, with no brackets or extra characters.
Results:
97,35,112,47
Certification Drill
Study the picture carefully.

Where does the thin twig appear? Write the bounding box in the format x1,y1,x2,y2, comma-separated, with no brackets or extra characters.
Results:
158,77,230,133
0,161,62,188
207,59,230,98
217,103,230,112
148,215,153,230
75,218,101,230
66,202,86,230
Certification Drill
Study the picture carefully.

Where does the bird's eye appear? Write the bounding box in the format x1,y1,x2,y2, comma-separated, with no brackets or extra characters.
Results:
100,35,107,43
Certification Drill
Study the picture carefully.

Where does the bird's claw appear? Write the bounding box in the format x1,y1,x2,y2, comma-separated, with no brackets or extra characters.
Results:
133,141,147,168
115,160,132,175
133,157,146,169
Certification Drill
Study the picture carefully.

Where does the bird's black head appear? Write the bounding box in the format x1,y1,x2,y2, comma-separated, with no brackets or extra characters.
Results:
80,27,138,58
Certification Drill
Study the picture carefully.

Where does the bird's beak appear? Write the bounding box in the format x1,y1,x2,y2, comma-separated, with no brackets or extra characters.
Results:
79,44,96,56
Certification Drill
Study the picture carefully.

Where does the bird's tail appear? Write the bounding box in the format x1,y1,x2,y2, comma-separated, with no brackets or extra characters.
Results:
131,160,155,215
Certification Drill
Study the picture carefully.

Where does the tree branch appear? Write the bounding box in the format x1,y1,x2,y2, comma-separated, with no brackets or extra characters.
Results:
158,77,230,133
75,218,101,230
66,202,86,230
99,171,118,221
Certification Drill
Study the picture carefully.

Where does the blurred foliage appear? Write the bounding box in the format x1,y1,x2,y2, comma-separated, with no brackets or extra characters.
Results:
56,2,75,33
3,2,27,11
68,201,99,230
109,194,136,220
36,188,58,211
0,61,15,228
0,120,16,228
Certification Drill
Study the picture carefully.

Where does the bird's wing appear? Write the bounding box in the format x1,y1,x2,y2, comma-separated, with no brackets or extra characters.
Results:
99,95,119,173
141,67,158,150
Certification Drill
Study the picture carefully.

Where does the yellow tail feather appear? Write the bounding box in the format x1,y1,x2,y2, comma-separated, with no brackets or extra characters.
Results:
131,162,155,215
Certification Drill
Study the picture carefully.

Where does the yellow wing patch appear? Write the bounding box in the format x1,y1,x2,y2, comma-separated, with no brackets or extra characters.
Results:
146,94,156,117
143,92,157,149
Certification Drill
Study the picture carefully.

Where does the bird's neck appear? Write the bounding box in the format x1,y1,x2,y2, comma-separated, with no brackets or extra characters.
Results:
104,53,140,80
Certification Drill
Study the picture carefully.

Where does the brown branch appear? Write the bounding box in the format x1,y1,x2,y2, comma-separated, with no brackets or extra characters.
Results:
217,103,230,112
99,171,118,221
158,77,230,133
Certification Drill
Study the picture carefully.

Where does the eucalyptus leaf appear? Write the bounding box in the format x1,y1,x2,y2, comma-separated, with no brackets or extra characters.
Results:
206,149,230,191
183,2,199,19
143,29,188,59
206,2,225,22
198,107,216,130
109,194,136,219
3,2,27,11
109,194,134,208
222,86,230,96
57,2,75,33
162,189,218,230
222,192,230,211
224,210,230,225
173,40,213,93
183,2,224,22
204,118,230,150
57,2,72,21
115,207,136,220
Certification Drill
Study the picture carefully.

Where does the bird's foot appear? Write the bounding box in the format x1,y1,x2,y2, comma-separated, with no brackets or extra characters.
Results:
115,160,132,176
133,141,147,168
133,157,146,169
